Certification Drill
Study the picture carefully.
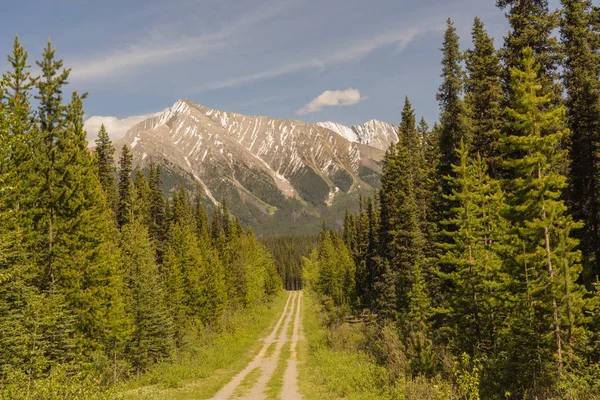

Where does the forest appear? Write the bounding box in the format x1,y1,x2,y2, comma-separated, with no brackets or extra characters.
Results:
0,37,280,397
305,1,600,399
2,0,600,399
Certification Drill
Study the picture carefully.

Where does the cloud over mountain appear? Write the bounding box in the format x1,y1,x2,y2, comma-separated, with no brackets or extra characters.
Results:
84,112,161,143
297,88,365,115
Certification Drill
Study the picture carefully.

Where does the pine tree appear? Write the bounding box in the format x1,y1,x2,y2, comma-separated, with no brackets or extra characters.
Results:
117,145,133,228
193,183,210,243
379,128,427,317
163,218,226,339
316,232,356,308
438,141,505,360
501,48,588,396
94,124,117,215
171,185,192,226
121,221,173,374
465,17,503,177
148,164,167,256
497,0,561,102
398,98,423,182
2,35,36,167
0,95,45,382
23,55,130,359
561,0,600,284
35,40,70,135
421,122,442,254
133,170,151,226
437,19,471,220
406,262,434,378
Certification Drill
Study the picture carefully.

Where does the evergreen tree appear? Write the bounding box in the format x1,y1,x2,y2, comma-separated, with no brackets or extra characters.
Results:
406,263,434,378
316,232,356,308
35,40,70,134
132,170,151,226
497,0,561,102
465,17,503,177
0,97,43,382
379,125,428,318
117,145,133,228
398,98,423,182
94,124,117,215
193,183,210,243
170,185,192,226
25,64,129,359
2,35,36,172
121,221,173,374
437,19,471,218
421,122,442,253
438,141,505,362
561,0,600,284
148,164,167,256
501,48,588,396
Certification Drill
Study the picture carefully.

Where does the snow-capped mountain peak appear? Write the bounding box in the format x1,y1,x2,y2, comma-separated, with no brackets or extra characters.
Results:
316,121,359,143
117,100,386,228
317,119,397,151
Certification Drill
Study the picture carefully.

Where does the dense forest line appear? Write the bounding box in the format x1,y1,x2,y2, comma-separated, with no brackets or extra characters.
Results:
0,38,280,397
306,1,600,399
261,234,318,290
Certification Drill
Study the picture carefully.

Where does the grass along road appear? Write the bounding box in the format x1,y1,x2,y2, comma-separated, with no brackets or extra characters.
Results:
119,292,290,400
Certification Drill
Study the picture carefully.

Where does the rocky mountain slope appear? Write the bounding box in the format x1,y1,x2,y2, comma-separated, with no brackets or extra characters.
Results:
316,120,398,151
116,99,394,234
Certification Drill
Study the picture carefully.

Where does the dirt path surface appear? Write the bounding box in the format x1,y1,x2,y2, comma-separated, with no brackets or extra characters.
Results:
280,291,302,400
210,291,303,400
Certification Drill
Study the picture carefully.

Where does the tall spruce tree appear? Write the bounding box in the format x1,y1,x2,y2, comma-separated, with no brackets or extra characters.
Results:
437,19,471,218
2,35,36,165
562,0,600,284
0,93,43,382
117,145,133,228
133,170,151,226
26,54,129,357
465,17,503,177
193,183,210,243
94,124,117,215
148,164,167,257
497,0,561,102
438,141,505,361
121,220,173,374
501,48,587,396
379,119,428,318
399,98,428,220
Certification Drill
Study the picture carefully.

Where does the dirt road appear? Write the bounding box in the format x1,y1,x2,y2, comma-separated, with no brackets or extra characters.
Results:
210,291,303,400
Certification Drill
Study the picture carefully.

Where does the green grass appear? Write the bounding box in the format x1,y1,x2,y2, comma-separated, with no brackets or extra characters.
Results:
297,293,401,400
231,367,262,398
265,342,291,399
264,342,276,358
118,291,288,400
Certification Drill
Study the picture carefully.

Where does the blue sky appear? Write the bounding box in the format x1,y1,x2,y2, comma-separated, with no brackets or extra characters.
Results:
2,0,561,140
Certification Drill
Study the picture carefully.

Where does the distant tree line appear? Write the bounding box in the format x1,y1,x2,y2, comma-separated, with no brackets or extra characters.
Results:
261,234,318,290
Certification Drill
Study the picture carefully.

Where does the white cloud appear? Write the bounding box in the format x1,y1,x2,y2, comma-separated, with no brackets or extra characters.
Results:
84,113,160,143
297,88,365,115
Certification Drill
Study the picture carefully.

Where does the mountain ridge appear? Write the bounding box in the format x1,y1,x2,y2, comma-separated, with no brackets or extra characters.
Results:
116,99,393,233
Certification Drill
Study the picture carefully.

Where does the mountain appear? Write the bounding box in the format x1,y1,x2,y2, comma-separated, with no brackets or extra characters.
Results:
316,120,398,151
116,99,392,234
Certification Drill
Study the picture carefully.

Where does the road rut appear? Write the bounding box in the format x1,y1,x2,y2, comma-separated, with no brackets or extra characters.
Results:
210,291,303,400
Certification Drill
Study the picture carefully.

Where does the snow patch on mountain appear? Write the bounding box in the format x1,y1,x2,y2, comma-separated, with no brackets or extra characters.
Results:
317,119,397,151
317,121,358,142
